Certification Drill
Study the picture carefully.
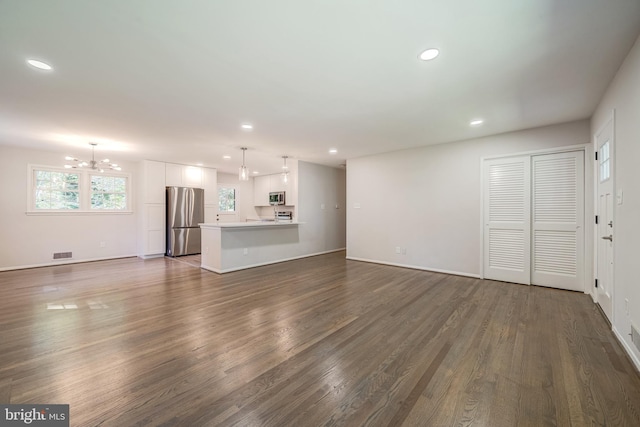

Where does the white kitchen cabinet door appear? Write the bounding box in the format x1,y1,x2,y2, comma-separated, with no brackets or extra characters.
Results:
142,160,165,204
253,175,270,206
165,163,183,187
183,166,203,187
270,173,288,193
531,151,584,291
483,156,531,285
144,204,165,255
202,167,218,205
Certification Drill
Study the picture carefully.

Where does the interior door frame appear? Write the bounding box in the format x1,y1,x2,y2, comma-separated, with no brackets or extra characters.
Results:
593,110,616,320
480,143,592,293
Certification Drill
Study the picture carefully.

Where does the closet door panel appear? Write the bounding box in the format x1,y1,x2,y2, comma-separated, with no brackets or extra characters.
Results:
483,157,531,284
531,151,584,291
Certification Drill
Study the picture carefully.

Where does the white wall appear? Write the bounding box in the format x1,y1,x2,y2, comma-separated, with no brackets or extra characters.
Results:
217,172,256,221
0,145,138,270
591,34,640,367
297,161,346,254
347,120,591,277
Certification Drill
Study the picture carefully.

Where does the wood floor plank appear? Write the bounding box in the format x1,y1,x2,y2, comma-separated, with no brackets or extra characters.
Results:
0,252,639,426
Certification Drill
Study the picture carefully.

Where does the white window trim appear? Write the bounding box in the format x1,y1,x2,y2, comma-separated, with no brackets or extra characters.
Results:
27,164,133,215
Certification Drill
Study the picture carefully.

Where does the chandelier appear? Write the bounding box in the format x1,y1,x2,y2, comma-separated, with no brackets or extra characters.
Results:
64,142,121,172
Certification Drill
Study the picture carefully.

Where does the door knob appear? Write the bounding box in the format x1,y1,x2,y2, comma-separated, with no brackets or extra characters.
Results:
601,235,613,241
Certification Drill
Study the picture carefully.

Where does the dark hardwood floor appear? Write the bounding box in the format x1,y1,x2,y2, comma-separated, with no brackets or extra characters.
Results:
1,252,639,426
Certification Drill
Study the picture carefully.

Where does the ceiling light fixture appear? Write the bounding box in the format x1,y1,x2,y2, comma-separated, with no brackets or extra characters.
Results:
223,155,231,159
241,123,253,131
239,147,249,181
26,59,53,70
64,142,121,172
281,156,289,184
470,119,484,126
329,148,338,154
419,48,439,61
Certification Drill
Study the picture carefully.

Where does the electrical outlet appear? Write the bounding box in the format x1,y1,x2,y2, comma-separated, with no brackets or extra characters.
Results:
99,241,106,248
321,203,325,210
243,248,248,255
395,246,401,254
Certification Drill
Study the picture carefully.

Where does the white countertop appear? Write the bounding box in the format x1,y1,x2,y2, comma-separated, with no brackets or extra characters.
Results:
200,221,301,229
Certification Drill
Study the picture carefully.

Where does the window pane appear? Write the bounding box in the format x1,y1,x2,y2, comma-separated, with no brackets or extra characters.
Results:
90,174,128,210
33,169,80,210
36,170,50,181
218,188,236,212
113,177,126,192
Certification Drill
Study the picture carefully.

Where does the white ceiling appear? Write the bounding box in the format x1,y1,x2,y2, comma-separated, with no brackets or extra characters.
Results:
1,1,639,175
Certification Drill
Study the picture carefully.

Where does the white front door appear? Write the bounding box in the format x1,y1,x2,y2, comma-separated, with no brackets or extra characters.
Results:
595,118,614,322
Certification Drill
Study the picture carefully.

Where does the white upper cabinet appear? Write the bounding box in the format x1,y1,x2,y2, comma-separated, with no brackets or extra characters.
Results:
183,166,203,187
270,173,288,193
142,160,166,204
166,163,204,188
203,168,217,206
253,175,271,206
165,163,183,187
253,172,296,206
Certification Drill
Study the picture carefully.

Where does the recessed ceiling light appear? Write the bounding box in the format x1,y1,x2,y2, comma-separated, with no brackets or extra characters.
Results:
223,155,231,159
470,119,484,126
196,163,203,166
418,48,439,61
26,59,52,70
241,123,253,131
329,148,338,154
253,171,259,175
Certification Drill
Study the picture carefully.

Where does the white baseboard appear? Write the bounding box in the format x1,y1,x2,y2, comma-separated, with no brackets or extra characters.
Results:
0,254,139,272
345,256,480,279
137,253,165,260
613,326,640,373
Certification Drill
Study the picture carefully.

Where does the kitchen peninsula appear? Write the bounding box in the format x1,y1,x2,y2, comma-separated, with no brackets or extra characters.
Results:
200,222,302,273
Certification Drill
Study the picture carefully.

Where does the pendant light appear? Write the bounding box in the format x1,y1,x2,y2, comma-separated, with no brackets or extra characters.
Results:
239,147,249,181
281,156,289,184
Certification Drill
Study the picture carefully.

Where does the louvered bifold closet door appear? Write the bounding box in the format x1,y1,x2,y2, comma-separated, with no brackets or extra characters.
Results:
531,151,584,291
483,157,531,285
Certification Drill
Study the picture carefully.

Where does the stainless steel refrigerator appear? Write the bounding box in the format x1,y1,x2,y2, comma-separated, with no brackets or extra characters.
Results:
166,186,204,257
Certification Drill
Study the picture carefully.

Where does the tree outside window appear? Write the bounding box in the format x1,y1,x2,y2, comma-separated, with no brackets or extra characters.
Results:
91,175,128,210
218,187,236,212
34,170,80,210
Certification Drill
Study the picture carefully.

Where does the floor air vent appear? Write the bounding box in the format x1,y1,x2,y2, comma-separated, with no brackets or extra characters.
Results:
632,324,640,353
53,252,72,260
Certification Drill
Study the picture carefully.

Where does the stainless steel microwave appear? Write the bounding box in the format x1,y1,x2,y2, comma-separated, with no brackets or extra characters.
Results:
269,191,285,205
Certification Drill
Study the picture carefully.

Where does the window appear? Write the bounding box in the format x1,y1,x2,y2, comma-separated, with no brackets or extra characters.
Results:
29,165,131,213
599,140,610,182
34,169,80,210
218,187,236,212
91,175,128,210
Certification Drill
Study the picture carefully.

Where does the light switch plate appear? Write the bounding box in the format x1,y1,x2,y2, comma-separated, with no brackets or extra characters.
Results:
617,189,623,205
